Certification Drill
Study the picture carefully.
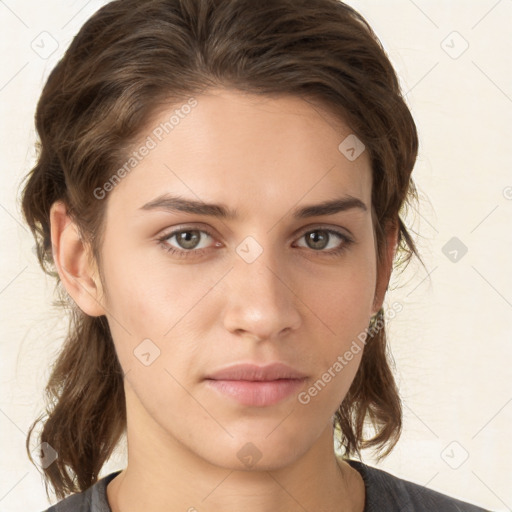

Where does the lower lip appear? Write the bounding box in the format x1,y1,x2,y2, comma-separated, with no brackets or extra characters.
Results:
205,378,306,407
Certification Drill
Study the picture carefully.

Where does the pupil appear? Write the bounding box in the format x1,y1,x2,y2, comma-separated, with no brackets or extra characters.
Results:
309,231,327,249
179,231,199,249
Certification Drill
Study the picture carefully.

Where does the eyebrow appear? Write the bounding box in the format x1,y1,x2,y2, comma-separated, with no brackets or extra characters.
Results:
139,194,367,219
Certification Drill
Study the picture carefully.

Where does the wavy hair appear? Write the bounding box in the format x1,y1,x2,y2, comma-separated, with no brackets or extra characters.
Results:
21,0,423,501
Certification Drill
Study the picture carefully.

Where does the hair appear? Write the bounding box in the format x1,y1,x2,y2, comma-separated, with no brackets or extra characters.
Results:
21,0,424,502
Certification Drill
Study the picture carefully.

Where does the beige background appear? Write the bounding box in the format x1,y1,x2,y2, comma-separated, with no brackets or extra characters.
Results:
1,1,510,510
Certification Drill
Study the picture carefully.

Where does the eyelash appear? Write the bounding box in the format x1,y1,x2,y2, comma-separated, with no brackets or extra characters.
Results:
156,225,354,260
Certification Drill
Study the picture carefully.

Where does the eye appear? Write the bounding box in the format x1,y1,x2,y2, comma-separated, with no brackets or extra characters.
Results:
166,229,210,250
157,227,217,258
294,228,354,257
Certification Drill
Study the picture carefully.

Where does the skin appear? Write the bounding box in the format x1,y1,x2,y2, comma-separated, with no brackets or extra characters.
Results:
50,88,397,512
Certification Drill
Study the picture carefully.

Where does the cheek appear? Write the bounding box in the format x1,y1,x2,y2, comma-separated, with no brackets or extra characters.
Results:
298,288,369,418
303,247,376,331
301,248,376,389
101,244,208,329
100,250,217,378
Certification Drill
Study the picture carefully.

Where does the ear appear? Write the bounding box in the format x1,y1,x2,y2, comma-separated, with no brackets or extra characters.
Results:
49,201,106,317
372,218,399,314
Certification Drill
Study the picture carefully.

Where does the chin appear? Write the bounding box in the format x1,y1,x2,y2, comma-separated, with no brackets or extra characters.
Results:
196,433,308,472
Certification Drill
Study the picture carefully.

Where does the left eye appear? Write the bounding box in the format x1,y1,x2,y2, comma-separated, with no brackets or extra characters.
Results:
295,229,349,251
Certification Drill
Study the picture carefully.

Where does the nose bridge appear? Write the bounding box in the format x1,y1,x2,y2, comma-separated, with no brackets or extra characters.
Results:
235,232,289,306
222,232,301,339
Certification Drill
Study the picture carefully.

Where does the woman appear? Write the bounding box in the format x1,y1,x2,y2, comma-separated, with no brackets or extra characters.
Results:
21,0,491,510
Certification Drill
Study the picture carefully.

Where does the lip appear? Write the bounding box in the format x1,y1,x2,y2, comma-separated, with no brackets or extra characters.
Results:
205,379,306,407
205,362,307,381
204,362,307,407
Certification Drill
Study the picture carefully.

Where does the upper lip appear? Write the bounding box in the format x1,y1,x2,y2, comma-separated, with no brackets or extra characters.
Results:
205,362,307,381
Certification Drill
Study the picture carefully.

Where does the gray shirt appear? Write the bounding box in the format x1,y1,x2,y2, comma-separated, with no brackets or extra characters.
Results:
41,459,492,511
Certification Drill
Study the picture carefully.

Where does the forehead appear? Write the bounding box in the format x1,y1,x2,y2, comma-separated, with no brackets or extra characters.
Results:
106,88,372,221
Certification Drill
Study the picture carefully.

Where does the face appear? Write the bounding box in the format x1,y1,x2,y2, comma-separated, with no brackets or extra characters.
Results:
93,88,382,470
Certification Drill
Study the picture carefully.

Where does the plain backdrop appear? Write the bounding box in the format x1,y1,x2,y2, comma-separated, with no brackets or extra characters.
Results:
1,1,511,511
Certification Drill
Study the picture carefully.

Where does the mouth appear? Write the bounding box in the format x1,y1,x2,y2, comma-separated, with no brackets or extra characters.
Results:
204,362,308,407
204,377,307,407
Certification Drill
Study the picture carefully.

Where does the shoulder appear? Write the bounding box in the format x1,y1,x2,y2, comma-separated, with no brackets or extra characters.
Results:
345,459,492,512
40,470,121,512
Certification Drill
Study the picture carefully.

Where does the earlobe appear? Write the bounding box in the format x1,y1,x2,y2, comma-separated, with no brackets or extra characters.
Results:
49,201,106,317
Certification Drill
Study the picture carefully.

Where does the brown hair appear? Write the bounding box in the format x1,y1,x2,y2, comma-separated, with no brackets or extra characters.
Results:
21,0,424,502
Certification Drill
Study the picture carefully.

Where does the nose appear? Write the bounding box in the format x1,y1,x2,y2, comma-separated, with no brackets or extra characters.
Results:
222,242,302,342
